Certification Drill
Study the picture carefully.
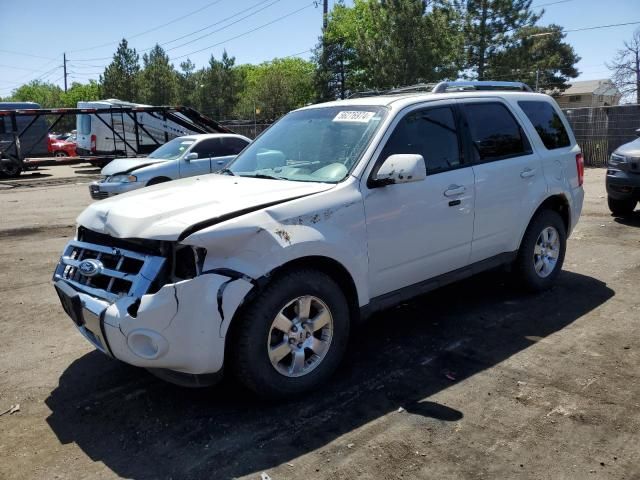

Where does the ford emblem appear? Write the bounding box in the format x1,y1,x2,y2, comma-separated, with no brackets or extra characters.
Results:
78,259,103,277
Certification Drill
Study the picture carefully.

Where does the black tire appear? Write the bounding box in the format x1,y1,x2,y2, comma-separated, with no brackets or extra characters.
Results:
607,196,636,216
231,269,350,398
515,209,566,292
146,177,170,186
1,159,22,178
54,151,69,158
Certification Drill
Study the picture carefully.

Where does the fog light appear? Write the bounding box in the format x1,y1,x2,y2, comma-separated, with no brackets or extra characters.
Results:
127,329,168,360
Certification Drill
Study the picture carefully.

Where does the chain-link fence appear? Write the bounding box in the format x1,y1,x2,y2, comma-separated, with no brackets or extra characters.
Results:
562,104,640,167
218,122,272,139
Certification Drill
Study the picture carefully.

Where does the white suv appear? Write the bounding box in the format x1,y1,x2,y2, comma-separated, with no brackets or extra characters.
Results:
53,82,584,398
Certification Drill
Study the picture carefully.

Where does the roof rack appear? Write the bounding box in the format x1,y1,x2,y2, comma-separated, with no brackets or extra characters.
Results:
348,81,533,98
431,81,533,93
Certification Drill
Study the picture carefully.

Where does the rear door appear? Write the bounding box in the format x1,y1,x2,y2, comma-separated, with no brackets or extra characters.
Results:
460,99,546,262
211,137,249,171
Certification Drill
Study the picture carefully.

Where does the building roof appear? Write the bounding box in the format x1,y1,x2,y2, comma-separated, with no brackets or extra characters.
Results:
561,79,618,96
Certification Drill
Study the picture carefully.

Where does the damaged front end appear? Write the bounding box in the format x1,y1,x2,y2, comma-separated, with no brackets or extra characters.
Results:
52,227,254,380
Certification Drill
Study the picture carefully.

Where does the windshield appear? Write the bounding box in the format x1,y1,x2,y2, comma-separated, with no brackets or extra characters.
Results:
148,138,195,160
228,106,387,183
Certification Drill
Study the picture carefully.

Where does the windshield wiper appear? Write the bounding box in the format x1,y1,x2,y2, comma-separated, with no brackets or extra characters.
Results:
242,173,286,180
219,168,235,176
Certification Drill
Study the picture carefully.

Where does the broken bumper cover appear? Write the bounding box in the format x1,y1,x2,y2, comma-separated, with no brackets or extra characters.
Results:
55,273,253,375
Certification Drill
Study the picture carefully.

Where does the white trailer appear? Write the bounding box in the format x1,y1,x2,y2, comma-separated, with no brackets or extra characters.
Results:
75,99,226,157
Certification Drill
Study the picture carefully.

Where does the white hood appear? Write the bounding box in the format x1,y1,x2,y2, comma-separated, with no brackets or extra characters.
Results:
101,157,167,176
77,174,335,240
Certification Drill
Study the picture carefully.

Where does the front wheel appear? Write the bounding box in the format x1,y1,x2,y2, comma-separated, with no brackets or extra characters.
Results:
515,209,566,292
54,151,69,158
607,196,636,216
231,269,350,398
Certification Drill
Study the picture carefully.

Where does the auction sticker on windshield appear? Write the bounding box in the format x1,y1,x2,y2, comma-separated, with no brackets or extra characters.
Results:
333,111,376,123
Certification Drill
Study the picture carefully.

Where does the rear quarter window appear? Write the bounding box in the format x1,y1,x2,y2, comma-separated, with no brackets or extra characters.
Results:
518,101,570,150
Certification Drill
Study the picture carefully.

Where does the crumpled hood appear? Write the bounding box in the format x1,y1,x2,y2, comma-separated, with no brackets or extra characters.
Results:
616,137,640,158
77,174,335,240
101,157,167,176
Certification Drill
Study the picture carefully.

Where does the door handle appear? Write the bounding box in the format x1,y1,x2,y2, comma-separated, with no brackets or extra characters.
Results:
444,185,466,197
520,168,536,178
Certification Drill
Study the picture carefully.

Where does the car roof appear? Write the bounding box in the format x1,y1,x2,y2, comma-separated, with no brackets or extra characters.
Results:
297,90,556,113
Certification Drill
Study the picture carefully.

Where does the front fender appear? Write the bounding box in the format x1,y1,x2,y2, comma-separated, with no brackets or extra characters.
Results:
182,183,370,306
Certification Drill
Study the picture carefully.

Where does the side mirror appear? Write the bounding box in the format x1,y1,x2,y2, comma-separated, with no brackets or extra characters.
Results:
371,154,426,187
184,152,198,161
635,128,640,137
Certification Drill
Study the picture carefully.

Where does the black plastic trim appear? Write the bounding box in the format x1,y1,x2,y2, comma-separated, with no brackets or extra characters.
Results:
361,251,517,318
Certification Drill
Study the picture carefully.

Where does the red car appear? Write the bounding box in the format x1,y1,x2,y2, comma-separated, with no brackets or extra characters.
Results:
48,134,77,158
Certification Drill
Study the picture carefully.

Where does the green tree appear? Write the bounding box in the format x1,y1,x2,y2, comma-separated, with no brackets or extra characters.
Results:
101,39,140,101
177,58,198,107
315,0,463,97
139,44,177,105
235,58,315,120
198,51,240,119
61,80,103,107
463,0,540,80
487,25,580,91
8,80,63,107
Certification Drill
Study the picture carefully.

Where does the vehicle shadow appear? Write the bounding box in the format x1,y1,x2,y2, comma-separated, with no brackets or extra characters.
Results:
613,211,640,227
74,167,102,175
45,270,613,479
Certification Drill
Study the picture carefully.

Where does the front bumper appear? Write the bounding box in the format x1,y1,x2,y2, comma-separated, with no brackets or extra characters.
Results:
54,270,253,375
89,180,143,200
606,168,640,200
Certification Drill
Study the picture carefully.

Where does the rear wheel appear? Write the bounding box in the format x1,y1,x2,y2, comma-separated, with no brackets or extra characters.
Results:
515,209,566,292
231,269,350,398
0,158,22,178
54,151,69,158
607,196,636,216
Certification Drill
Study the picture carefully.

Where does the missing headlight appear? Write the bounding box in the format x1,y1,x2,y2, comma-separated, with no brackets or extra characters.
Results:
172,245,206,280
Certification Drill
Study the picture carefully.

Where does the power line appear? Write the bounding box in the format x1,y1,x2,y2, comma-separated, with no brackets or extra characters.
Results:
68,0,227,54
530,20,640,37
71,0,281,63
531,0,572,8
171,2,317,61
165,0,282,53
0,49,58,60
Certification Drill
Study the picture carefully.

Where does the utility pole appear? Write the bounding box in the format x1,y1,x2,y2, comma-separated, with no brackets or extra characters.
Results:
63,52,68,93
323,0,328,31
535,68,539,92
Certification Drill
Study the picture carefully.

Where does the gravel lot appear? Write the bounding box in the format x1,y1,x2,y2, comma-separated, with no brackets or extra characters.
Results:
0,167,639,480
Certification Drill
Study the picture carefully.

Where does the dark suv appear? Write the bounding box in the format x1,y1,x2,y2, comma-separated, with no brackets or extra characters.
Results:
606,130,640,215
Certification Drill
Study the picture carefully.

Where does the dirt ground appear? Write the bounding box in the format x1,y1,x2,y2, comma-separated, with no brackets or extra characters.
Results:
0,167,639,480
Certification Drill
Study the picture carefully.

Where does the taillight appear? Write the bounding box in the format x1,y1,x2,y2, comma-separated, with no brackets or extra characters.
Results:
90,134,96,154
576,152,584,187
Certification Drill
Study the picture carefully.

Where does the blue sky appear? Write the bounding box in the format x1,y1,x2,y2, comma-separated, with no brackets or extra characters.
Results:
1,0,638,97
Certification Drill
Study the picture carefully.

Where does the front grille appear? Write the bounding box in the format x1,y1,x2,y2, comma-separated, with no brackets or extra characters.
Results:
53,240,166,303
89,185,109,200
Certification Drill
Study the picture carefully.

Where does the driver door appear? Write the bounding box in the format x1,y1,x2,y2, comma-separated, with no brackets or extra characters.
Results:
363,103,475,298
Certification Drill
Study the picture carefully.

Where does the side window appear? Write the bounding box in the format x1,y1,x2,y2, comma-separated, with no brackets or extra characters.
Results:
380,106,461,174
463,102,531,162
0,117,5,134
217,137,249,156
190,138,221,158
518,101,570,150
